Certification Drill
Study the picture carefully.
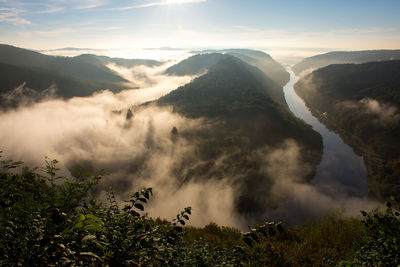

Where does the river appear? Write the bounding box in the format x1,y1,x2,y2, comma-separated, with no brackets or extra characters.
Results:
283,69,368,198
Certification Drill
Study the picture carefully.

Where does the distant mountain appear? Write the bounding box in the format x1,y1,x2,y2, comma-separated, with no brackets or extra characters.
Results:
0,62,124,100
0,44,126,83
159,55,322,213
165,53,227,76
295,60,400,200
166,49,289,87
0,44,163,105
74,54,161,68
292,50,400,75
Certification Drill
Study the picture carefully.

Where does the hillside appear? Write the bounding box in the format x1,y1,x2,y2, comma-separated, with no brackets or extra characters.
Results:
0,62,127,101
73,54,161,68
165,53,227,76
0,44,163,105
159,55,323,213
294,60,400,200
166,49,289,86
293,50,400,75
0,44,127,83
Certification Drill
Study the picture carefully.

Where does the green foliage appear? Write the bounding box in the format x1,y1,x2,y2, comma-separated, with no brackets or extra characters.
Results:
339,197,400,266
2,153,397,266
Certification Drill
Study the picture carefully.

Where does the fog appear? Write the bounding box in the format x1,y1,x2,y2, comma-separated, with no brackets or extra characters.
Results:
246,139,378,226
360,98,400,125
0,60,380,230
341,98,400,126
0,82,57,110
0,62,249,227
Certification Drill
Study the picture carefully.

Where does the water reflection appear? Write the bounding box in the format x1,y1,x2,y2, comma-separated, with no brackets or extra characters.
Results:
283,69,367,197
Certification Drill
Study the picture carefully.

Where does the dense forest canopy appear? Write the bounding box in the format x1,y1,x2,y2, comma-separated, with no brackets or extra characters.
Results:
295,60,400,200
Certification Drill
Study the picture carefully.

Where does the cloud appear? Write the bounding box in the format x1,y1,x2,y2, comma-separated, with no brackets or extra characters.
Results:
0,60,380,229
249,139,379,225
0,82,57,110
360,98,400,124
0,7,30,25
72,0,109,9
340,98,400,126
105,0,206,10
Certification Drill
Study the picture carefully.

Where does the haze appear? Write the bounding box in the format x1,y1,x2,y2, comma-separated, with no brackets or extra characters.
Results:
1,0,400,61
0,0,399,229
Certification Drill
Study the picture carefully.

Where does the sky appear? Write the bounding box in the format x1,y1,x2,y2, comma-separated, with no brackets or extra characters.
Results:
0,0,399,59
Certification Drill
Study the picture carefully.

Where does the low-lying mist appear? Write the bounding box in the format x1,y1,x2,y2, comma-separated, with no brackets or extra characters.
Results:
0,61,379,229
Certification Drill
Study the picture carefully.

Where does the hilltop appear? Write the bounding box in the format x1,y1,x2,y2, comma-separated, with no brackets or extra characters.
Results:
293,50,400,75
166,49,289,87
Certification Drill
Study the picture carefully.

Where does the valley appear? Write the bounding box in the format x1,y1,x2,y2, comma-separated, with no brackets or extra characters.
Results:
295,60,400,201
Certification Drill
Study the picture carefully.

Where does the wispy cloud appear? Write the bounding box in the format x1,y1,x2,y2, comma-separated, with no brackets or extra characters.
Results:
106,0,206,11
18,25,125,38
329,27,397,34
33,6,63,14
72,0,109,9
0,7,30,25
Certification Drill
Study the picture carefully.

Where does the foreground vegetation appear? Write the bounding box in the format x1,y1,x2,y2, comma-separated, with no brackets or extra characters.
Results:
1,153,399,266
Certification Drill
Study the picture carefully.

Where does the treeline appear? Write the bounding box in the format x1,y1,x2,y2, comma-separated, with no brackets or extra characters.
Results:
1,154,400,266
294,60,400,201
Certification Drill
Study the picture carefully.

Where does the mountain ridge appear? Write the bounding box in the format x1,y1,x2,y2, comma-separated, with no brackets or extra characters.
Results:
293,49,400,75
165,49,289,87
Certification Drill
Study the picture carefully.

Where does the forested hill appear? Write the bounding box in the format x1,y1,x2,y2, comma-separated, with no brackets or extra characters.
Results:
0,44,125,83
0,44,161,100
294,60,400,200
158,55,322,213
160,55,287,116
166,49,289,87
293,50,400,75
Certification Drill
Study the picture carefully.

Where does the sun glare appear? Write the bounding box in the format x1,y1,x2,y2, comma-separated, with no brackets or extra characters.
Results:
164,0,200,4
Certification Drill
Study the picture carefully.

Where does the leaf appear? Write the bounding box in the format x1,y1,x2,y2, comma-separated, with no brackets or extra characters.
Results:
183,215,189,220
361,210,367,216
243,237,253,247
82,235,97,243
84,224,105,232
138,197,147,203
85,214,104,225
179,220,185,225
79,252,101,260
130,210,140,217
276,223,284,233
249,232,259,243
134,203,144,211
76,214,86,223
185,207,192,214
267,226,276,236
72,222,83,229
173,226,182,232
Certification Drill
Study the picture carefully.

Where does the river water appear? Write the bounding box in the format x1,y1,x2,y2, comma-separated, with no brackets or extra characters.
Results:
283,69,368,198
